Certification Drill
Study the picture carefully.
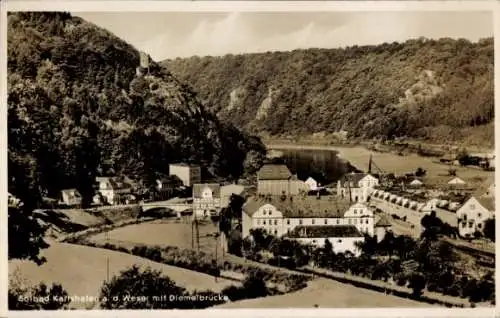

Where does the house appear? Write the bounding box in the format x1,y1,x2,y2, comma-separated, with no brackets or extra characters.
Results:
286,225,364,256
95,177,133,205
169,163,202,187
374,214,392,242
242,195,374,239
256,164,307,196
220,184,245,208
456,185,495,238
408,179,424,187
337,173,379,203
59,189,82,207
193,183,221,218
448,177,466,185
155,175,183,200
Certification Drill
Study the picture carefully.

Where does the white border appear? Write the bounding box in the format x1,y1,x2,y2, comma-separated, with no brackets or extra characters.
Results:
1,1,499,317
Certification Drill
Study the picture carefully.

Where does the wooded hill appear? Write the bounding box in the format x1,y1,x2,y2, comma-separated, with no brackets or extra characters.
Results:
7,12,266,208
164,37,494,148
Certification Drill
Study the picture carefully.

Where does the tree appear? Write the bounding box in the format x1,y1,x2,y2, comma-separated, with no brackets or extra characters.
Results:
408,273,427,297
483,218,495,241
9,272,70,310
415,167,426,177
420,211,444,241
8,207,49,265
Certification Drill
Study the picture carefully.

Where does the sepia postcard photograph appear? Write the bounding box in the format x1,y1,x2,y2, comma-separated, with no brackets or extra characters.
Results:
2,0,498,315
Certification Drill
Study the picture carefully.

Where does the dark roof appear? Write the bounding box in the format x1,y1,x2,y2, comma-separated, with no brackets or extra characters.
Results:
476,197,495,212
286,225,363,239
193,183,221,198
375,214,392,227
243,195,354,218
169,163,200,168
96,177,132,190
338,173,370,188
257,164,292,180
158,175,183,185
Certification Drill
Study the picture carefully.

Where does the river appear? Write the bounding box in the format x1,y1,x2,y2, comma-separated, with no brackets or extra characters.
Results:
266,147,360,186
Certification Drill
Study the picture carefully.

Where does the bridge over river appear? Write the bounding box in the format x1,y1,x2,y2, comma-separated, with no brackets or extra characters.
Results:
140,199,192,217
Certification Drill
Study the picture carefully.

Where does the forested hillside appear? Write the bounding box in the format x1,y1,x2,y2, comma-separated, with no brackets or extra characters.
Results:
164,37,494,148
7,12,266,208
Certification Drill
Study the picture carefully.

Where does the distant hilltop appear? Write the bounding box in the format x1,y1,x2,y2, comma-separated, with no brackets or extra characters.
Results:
164,37,494,148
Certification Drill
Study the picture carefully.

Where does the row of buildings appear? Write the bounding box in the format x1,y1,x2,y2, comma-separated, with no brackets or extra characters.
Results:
58,163,202,207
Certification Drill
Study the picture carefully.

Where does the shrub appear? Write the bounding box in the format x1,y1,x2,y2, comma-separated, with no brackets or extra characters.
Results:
408,273,427,297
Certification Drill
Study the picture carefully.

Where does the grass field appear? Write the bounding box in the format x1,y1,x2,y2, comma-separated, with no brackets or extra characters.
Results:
217,277,432,308
9,242,236,309
88,219,219,251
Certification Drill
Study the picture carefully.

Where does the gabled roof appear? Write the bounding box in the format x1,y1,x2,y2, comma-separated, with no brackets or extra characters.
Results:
375,214,392,227
157,175,183,185
243,195,355,218
221,184,245,197
61,188,81,197
193,183,221,198
475,197,495,212
96,177,133,190
257,164,292,180
286,225,363,239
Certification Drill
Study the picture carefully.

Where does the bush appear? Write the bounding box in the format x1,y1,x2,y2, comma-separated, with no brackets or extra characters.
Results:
408,273,426,297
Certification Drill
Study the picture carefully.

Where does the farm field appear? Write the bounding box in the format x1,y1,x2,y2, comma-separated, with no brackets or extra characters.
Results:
217,278,432,308
268,144,493,184
9,242,236,309
88,219,219,251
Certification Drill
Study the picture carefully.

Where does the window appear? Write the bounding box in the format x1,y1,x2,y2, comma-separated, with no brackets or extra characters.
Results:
337,219,340,225
354,219,357,224
269,210,272,215
312,219,315,225
468,222,473,228
287,219,290,225
263,210,266,215
312,240,317,244
478,223,483,229
354,209,357,214
263,220,266,225
366,219,369,224
478,213,482,218
338,239,342,243
299,219,303,225
274,220,278,225
470,204,475,210
274,229,278,235
348,219,352,225
257,220,261,225
324,219,328,225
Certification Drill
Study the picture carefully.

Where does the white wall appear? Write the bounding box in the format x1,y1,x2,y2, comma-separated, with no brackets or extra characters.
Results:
295,237,364,256
456,197,493,237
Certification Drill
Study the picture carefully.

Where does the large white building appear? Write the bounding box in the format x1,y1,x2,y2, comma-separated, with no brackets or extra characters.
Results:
337,173,379,203
242,195,375,251
193,183,221,218
456,184,495,238
169,163,202,187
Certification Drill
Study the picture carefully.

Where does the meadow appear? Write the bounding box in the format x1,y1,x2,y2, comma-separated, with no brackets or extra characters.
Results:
9,242,236,309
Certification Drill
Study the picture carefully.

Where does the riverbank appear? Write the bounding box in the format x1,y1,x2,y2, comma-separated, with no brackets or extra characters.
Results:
266,142,493,184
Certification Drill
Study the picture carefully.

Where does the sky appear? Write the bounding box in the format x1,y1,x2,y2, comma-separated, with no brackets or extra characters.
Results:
76,11,493,61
